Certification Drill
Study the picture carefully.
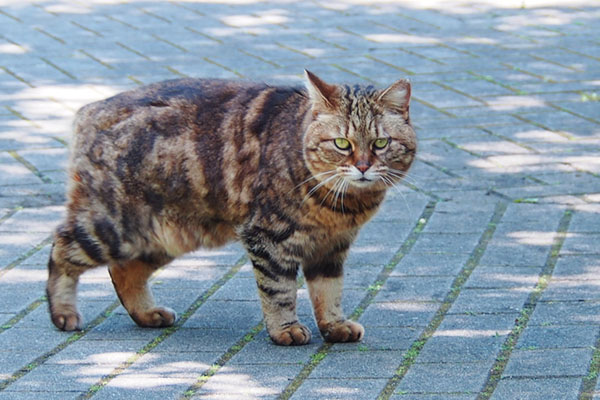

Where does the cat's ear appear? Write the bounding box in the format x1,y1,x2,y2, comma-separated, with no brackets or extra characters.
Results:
304,70,339,112
377,79,411,117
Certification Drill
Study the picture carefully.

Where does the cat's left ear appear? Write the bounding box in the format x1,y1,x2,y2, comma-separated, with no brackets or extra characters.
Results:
304,70,339,113
377,79,411,118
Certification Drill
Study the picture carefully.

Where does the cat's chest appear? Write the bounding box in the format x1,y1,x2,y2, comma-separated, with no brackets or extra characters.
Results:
300,197,382,235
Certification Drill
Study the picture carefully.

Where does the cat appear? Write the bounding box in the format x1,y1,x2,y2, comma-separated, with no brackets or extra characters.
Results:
46,70,416,345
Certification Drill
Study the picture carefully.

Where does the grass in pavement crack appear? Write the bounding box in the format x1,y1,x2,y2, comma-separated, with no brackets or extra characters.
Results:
277,200,437,400
377,201,508,400
477,208,573,400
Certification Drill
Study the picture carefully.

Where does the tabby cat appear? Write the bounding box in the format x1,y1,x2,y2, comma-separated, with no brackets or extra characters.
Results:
46,71,416,345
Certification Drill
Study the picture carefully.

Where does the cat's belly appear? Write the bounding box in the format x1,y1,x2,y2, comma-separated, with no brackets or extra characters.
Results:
150,217,237,257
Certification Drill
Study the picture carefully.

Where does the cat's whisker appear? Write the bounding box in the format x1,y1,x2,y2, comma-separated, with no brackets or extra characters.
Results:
387,168,422,186
385,170,426,194
380,174,413,214
291,170,337,195
340,179,349,215
318,176,341,208
303,173,341,205
384,169,419,186
331,177,346,213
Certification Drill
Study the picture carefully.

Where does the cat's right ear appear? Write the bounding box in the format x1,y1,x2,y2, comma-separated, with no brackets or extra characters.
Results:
304,70,339,113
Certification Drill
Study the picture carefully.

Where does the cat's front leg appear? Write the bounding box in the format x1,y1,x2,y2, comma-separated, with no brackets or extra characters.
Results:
303,254,364,343
242,230,311,346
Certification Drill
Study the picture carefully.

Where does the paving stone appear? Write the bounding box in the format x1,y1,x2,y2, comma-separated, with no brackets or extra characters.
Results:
397,362,490,394
516,324,599,350
291,378,389,400
410,233,482,255
184,300,263,330
375,276,454,302
491,377,582,400
503,348,593,378
529,301,600,326
541,279,600,302
417,334,506,363
449,287,529,314
561,233,600,255
195,364,304,400
309,350,405,379
359,301,439,328
553,255,600,280
390,394,476,400
391,251,470,277
465,266,542,289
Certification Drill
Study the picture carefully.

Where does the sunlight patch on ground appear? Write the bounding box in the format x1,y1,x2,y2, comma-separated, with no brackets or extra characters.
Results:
433,329,511,338
221,11,290,27
365,34,441,45
486,96,547,111
507,231,557,246
0,269,46,283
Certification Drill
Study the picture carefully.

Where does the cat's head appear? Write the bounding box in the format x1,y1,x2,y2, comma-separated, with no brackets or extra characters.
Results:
303,70,416,194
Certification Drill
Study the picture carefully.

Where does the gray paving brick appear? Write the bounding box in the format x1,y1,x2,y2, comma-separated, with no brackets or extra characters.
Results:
310,350,405,379
391,251,471,277
418,333,505,363
561,233,600,255
553,255,600,280
409,232,483,255
529,301,600,326
195,364,304,400
184,300,263,330
503,348,593,378
449,288,528,315
491,377,582,400
291,378,388,400
359,301,439,328
541,278,600,302
390,394,476,400
465,266,542,289
397,362,490,394
375,276,454,302
516,324,599,350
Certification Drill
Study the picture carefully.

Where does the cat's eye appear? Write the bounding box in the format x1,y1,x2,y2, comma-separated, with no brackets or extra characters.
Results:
334,138,352,150
373,138,390,150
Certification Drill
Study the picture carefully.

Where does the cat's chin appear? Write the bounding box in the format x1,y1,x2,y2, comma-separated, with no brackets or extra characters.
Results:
348,178,380,190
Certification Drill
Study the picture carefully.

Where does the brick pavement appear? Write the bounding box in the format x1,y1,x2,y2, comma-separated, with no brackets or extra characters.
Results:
0,0,599,399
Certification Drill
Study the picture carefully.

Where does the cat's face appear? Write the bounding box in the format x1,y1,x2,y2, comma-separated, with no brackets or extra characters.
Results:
303,71,416,195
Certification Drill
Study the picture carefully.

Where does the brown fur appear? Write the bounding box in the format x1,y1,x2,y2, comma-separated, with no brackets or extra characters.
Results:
46,71,416,345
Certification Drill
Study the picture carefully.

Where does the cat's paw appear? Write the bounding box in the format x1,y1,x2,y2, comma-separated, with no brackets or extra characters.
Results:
270,322,312,346
50,308,83,331
132,307,177,328
320,320,364,343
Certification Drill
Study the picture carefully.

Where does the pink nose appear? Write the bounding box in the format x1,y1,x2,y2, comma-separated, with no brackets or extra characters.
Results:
356,160,370,173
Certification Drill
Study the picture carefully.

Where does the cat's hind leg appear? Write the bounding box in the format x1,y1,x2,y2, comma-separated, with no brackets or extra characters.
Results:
108,258,176,328
47,227,102,331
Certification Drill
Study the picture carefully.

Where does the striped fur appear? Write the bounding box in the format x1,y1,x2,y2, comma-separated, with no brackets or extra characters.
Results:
46,71,416,345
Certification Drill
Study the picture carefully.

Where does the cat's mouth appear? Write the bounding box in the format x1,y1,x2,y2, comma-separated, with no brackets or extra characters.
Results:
350,177,376,188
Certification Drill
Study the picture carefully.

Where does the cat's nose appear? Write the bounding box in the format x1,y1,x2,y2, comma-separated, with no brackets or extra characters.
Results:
356,161,370,173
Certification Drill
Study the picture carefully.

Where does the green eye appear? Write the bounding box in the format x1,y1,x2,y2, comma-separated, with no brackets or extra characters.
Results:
373,138,389,149
334,138,351,150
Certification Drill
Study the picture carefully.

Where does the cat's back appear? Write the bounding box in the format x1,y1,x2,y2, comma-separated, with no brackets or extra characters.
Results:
74,78,266,135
